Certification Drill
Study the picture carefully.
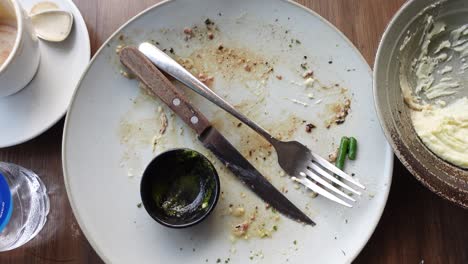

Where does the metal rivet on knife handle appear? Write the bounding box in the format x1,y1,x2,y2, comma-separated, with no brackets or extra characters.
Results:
191,116,199,124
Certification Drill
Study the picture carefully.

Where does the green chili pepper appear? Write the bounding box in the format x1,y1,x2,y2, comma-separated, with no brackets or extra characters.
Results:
348,137,357,160
336,137,350,170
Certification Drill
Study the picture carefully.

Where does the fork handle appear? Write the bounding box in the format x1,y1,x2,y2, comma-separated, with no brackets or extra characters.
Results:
119,46,211,135
138,42,280,146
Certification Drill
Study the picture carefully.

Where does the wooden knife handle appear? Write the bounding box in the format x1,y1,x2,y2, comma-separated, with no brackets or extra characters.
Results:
119,46,211,135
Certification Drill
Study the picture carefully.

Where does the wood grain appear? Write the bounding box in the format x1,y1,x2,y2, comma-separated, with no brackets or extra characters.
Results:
0,0,467,263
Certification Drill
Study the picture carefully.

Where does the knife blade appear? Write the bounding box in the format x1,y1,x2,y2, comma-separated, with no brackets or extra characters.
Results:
200,126,315,226
119,46,314,226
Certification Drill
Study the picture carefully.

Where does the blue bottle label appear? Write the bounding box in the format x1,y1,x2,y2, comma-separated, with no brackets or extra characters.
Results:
0,173,13,232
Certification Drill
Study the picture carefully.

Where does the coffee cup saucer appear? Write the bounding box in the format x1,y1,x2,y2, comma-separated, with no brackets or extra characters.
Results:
0,0,90,148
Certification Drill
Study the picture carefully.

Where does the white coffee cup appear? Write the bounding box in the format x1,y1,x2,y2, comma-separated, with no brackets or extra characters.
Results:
0,0,40,97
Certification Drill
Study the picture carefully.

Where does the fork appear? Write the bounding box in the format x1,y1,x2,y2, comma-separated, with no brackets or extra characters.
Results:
138,42,365,207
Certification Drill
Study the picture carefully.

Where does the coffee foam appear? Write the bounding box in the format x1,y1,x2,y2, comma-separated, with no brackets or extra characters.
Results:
0,1,16,23
0,24,16,65
0,1,17,67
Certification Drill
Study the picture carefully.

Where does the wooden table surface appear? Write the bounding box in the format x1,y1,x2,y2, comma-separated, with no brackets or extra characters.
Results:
1,0,467,263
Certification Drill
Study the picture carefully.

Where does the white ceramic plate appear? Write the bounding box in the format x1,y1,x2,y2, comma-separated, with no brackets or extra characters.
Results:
63,0,393,263
0,0,90,148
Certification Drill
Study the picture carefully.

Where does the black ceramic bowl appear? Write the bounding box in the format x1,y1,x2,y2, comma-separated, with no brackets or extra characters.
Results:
140,148,220,228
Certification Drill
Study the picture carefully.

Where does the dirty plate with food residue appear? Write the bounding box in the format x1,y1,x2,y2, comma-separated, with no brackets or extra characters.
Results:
63,0,393,263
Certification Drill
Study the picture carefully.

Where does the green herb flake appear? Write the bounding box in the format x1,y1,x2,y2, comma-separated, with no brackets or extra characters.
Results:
216,258,221,263
293,240,297,245
136,203,142,208
258,228,270,238
295,39,301,44
273,225,278,231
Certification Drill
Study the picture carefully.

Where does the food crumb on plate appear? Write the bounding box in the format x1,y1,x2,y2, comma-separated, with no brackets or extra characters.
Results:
159,112,168,135
288,98,308,107
120,69,135,79
115,44,124,54
232,207,245,217
208,32,214,40
304,77,315,87
328,150,338,162
198,73,215,85
302,70,314,78
305,123,315,133
183,27,193,39
232,221,249,237
326,98,351,128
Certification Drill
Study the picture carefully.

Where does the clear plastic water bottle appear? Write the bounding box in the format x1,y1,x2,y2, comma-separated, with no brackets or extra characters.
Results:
0,162,49,251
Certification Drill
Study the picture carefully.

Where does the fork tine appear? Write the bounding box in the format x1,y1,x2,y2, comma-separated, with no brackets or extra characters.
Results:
308,162,361,195
304,168,356,202
310,153,365,189
293,172,352,207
